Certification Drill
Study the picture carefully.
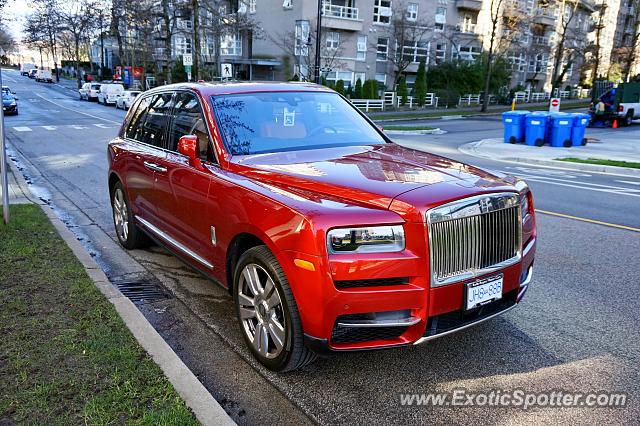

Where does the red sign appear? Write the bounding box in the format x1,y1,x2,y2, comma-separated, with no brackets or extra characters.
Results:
551,99,559,107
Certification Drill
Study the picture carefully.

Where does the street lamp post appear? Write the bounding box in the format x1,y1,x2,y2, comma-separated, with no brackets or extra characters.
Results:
314,0,322,84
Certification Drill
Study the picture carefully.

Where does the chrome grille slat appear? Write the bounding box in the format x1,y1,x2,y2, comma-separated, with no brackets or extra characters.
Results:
427,193,522,287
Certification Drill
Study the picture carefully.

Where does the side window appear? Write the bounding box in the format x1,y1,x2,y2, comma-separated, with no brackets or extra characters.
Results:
125,95,152,140
138,93,174,148
168,92,214,162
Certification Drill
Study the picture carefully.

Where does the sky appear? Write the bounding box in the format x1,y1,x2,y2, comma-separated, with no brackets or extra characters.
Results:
3,0,31,40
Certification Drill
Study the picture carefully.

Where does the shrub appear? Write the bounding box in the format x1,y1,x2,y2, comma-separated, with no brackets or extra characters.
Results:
413,60,427,106
397,76,408,106
335,79,345,95
354,78,363,98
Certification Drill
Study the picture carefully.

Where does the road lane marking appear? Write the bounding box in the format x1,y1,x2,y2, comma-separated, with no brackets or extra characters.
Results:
42,126,57,130
94,123,111,128
617,180,640,186
33,93,121,124
13,127,32,132
71,125,88,130
536,209,640,233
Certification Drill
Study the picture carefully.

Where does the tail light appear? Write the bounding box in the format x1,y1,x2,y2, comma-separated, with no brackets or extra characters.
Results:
618,105,624,112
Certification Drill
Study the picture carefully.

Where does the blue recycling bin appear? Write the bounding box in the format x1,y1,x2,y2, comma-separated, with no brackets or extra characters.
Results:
570,113,590,146
502,110,530,144
524,112,549,147
548,113,573,148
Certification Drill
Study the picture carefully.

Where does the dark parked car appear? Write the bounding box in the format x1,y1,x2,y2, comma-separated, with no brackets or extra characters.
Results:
108,82,536,371
2,91,18,115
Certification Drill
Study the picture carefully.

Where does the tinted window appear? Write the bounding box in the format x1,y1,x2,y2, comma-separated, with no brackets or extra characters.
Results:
168,92,213,161
211,92,386,155
125,92,173,147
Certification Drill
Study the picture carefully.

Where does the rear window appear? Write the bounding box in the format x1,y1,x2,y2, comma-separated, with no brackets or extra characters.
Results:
91,84,101,90
211,91,386,155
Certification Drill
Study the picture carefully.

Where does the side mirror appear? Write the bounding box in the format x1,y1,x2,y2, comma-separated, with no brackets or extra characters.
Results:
177,135,202,168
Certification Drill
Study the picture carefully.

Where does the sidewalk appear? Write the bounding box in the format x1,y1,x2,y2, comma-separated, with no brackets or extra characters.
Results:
460,127,640,177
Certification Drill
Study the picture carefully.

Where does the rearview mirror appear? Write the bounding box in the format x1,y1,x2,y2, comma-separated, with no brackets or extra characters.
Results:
177,135,202,168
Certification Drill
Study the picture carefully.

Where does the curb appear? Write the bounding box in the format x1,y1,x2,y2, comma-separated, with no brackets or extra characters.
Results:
384,128,444,135
7,149,236,426
459,141,640,178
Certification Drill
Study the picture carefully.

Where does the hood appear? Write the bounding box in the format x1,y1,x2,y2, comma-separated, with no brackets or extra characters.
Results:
2,98,16,106
231,144,510,210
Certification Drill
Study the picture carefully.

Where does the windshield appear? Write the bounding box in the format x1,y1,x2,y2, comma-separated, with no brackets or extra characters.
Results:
211,91,386,155
2,93,14,101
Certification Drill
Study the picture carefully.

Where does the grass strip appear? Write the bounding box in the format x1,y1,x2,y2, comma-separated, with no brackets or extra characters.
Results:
383,125,435,131
0,204,198,425
555,157,640,169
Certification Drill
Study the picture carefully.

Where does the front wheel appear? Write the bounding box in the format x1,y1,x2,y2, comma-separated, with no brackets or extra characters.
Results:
624,112,634,127
234,246,316,372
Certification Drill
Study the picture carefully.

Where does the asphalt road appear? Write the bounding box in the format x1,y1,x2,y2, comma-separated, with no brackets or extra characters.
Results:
3,68,639,425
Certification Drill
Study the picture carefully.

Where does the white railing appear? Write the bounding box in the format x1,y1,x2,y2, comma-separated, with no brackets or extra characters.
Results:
514,91,529,102
530,92,549,102
322,3,360,20
459,94,481,105
559,90,570,99
390,92,438,108
383,91,396,106
351,99,384,112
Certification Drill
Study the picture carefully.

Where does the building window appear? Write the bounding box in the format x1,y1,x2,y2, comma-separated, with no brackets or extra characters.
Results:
435,7,446,31
373,0,392,24
326,32,340,50
357,35,367,61
528,53,548,73
435,43,446,64
220,33,242,56
219,4,227,15
295,20,310,56
453,45,481,61
176,35,192,55
376,37,389,60
508,52,526,72
354,72,366,86
203,36,216,59
375,73,387,89
248,0,256,13
283,0,292,9
325,71,354,87
401,40,429,63
459,14,477,33
407,3,418,21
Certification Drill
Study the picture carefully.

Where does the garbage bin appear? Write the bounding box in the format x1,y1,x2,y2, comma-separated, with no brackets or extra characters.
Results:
524,112,549,147
548,113,573,148
570,113,590,146
502,110,530,144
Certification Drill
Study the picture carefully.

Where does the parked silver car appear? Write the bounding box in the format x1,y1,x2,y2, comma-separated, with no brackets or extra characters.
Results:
115,90,141,110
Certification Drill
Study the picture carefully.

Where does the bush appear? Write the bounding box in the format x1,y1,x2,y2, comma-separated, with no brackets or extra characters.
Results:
413,60,427,106
171,56,187,82
354,78,363,98
397,76,408,106
335,79,345,95
434,88,461,108
363,79,378,99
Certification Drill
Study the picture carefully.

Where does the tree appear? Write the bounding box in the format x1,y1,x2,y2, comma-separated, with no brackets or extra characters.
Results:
354,78,363,99
413,59,427,106
397,76,408,105
622,0,640,81
363,80,378,99
58,0,97,88
590,2,607,83
480,0,504,112
172,55,187,82
549,0,589,94
334,79,345,95
0,26,15,55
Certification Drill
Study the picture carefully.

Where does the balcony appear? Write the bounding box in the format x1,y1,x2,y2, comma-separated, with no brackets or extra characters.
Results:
533,10,555,26
322,3,363,31
456,0,482,11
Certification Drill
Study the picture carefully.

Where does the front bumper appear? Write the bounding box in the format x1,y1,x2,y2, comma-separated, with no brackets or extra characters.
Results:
2,105,17,114
299,236,536,354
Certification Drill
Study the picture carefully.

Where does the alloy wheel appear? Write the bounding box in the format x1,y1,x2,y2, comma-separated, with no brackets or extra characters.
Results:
112,187,129,242
237,263,286,359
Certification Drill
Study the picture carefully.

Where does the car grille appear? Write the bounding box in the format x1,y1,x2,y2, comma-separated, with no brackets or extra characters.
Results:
334,277,409,289
331,325,407,344
427,193,522,287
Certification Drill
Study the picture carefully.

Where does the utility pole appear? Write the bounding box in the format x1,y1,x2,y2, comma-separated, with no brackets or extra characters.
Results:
0,66,9,224
314,0,322,84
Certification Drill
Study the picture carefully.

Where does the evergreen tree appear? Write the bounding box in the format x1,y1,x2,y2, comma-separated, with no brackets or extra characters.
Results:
171,56,187,83
335,79,345,95
397,76,408,106
354,78,363,98
413,59,427,106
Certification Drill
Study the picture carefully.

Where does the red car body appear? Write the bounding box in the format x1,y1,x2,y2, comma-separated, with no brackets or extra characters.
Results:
108,82,536,363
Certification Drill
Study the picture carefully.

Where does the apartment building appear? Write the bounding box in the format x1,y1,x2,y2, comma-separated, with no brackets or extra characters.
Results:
138,0,638,91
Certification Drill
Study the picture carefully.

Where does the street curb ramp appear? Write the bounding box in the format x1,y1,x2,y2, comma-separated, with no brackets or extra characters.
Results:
7,149,236,426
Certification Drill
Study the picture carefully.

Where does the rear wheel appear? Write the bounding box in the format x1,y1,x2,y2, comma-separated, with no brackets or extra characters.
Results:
111,181,149,250
234,246,316,372
624,112,634,127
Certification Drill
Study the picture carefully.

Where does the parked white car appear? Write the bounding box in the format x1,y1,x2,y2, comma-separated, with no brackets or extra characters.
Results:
97,83,124,106
79,83,102,101
35,69,53,83
115,90,141,110
20,63,37,76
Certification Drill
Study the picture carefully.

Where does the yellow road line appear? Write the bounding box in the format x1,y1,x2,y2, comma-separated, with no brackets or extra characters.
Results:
536,209,640,233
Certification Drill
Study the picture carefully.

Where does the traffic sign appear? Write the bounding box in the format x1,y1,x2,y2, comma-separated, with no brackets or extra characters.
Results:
549,98,560,113
221,63,233,78
182,54,193,66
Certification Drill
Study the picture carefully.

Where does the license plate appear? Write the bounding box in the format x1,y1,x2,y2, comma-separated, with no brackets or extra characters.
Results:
465,274,503,310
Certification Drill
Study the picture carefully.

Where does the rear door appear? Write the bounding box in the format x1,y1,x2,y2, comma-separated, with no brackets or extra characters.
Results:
154,91,216,270
121,92,173,224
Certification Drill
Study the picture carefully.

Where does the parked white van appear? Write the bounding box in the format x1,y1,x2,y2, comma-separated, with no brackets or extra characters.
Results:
97,83,125,106
79,82,102,101
35,69,53,83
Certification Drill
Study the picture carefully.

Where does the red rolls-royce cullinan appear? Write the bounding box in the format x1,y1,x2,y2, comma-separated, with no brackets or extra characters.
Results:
108,82,536,371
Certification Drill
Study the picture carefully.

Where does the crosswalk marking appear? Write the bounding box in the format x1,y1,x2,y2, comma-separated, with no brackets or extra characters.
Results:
71,125,88,130
12,123,119,133
42,126,57,130
13,126,32,132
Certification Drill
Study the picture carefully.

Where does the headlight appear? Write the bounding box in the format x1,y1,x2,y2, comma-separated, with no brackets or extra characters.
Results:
327,225,405,254
520,191,531,219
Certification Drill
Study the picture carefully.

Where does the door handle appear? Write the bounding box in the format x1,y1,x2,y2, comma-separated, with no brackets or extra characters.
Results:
143,161,167,173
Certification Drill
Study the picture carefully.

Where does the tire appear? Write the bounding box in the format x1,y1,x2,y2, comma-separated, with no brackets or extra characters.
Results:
624,112,633,127
111,181,149,250
233,246,316,372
